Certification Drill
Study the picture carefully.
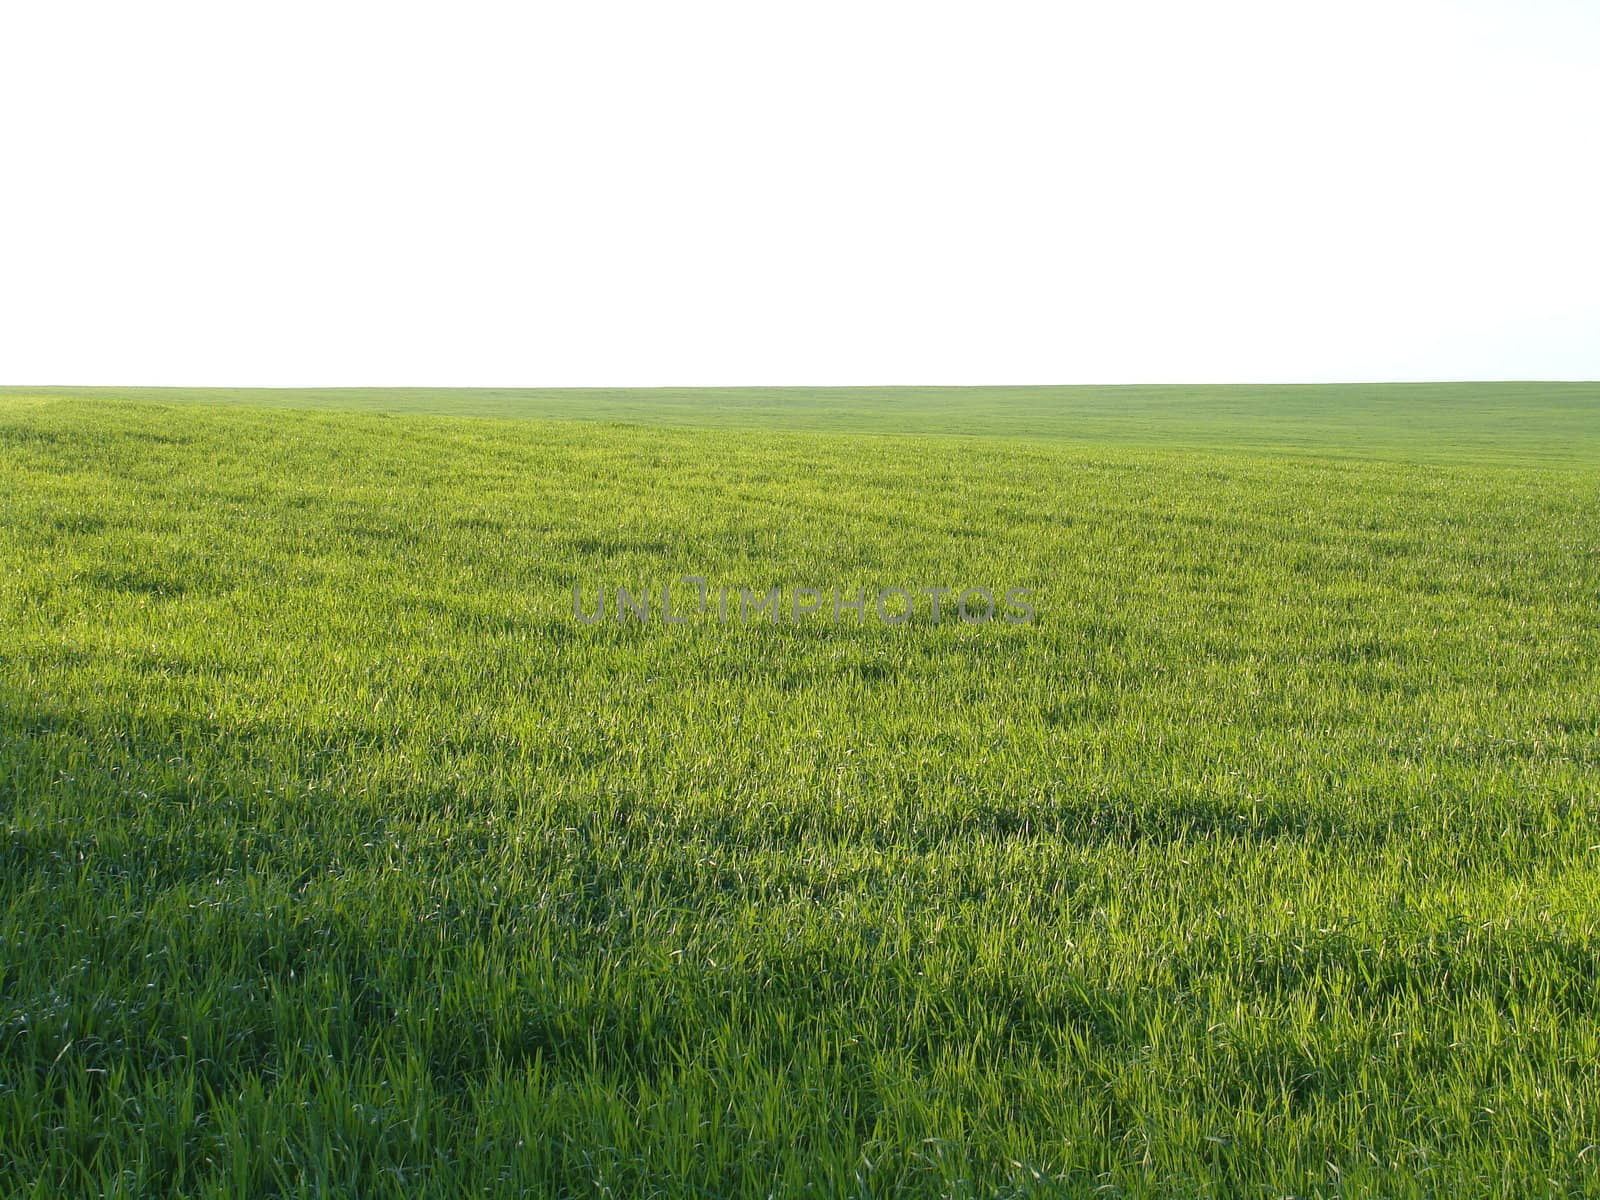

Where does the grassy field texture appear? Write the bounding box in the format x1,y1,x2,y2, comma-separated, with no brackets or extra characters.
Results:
5,380,1599,465
2,390,1599,1196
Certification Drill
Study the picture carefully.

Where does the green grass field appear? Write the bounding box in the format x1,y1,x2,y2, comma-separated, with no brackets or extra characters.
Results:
2,385,1598,1197
12,381,1600,464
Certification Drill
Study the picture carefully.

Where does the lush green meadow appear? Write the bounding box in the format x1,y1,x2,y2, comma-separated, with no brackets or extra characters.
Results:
2,387,1598,1196
13,381,1600,465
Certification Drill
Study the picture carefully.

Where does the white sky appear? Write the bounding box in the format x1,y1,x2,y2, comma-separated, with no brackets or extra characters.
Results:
2,0,1596,387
